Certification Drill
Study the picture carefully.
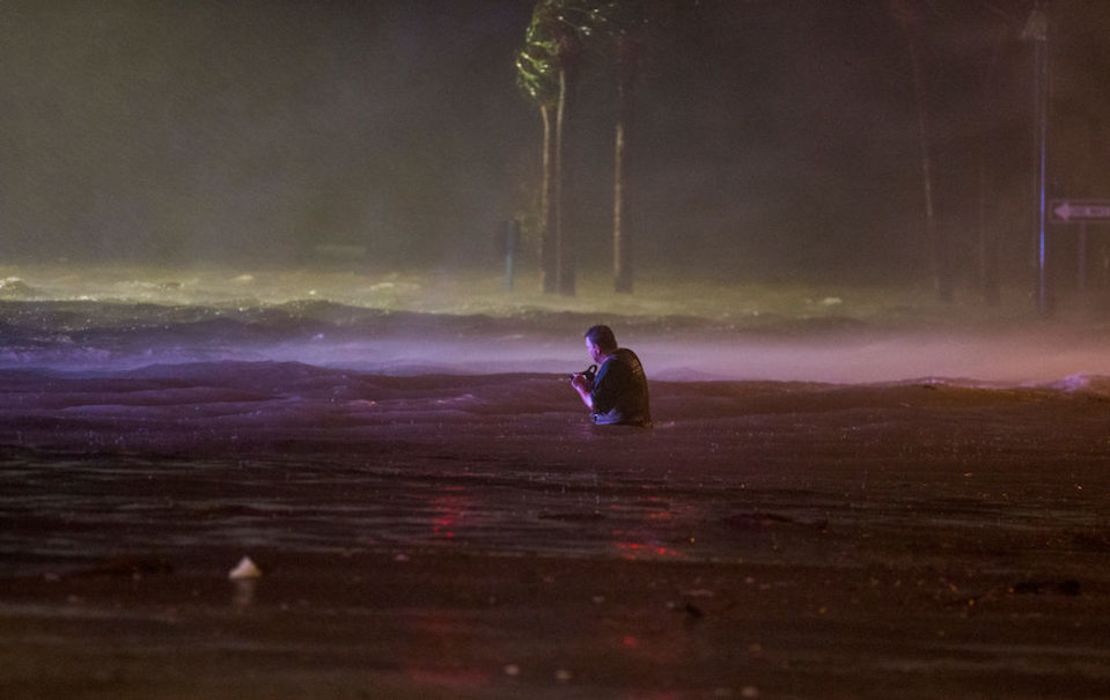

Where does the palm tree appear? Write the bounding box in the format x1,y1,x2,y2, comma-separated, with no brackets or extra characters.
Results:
976,11,1011,306
558,0,643,295
551,24,584,296
891,0,952,302
611,23,643,294
566,0,645,295
515,10,559,293
517,1,619,296
515,1,586,296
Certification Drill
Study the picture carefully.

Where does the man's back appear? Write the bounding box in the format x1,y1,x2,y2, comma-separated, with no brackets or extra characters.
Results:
589,348,652,427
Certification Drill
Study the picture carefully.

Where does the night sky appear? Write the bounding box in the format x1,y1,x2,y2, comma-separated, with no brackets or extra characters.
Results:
2,0,1109,283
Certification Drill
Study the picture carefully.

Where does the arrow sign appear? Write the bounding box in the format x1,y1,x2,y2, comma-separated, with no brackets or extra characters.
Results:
1051,200,1110,222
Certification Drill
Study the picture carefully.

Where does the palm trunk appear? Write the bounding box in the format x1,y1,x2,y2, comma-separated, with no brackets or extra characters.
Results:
977,27,1005,306
906,34,951,302
613,42,635,294
555,65,576,296
977,157,1000,305
612,118,630,293
540,104,557,294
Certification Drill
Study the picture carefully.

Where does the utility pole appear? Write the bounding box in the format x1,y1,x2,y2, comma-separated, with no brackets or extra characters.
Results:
1024,2,1050,315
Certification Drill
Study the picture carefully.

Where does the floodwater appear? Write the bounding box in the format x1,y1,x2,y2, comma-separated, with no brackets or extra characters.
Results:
1,267,1109,698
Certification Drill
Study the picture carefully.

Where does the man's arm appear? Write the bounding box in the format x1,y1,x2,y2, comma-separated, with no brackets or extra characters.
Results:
571,373,593,409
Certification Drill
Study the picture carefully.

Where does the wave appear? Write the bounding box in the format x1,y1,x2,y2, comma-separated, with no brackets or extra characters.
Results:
5,298,1110,385
1044,373,1110,396
5,359,1110,411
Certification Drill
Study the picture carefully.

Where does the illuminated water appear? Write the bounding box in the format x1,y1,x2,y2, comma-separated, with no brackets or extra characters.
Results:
6,264,1110,382
2,264,1109,580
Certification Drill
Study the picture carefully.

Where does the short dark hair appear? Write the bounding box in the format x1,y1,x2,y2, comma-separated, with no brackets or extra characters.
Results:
584,325,618,352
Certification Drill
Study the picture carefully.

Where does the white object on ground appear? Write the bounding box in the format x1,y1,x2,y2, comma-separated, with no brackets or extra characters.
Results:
228,556,262,580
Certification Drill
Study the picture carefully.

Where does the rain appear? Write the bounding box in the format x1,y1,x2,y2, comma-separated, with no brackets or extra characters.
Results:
1,2,1109,698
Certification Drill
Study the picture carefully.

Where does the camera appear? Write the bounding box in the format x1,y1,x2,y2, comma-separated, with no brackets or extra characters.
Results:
570,364,598,387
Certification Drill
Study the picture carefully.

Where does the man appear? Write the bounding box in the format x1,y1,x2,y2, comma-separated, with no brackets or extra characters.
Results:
570,325,652,427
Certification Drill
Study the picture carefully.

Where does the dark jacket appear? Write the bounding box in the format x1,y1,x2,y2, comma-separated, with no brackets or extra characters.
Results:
589,348,652,427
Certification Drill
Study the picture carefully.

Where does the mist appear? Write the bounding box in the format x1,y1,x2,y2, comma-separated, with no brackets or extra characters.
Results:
0,1,534,266
4,265,1110,388
2,0,1108,285
6,5,1110,692
5,0,1110,376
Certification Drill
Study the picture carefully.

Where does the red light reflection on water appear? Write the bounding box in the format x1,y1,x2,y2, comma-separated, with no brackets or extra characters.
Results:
611,540,683,559
609,496,686,560
430,491,471,541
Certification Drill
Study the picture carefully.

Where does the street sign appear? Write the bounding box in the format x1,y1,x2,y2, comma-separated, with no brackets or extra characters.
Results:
1051,200,1110,222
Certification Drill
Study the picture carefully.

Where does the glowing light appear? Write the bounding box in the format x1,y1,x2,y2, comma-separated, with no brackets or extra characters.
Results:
430,492,471,541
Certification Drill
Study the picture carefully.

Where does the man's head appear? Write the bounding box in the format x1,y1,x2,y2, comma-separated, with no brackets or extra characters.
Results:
584,325,618,364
